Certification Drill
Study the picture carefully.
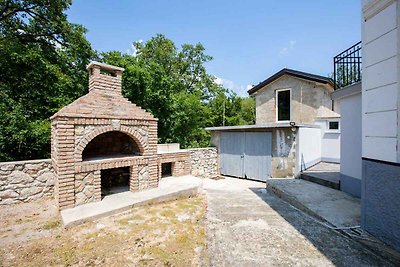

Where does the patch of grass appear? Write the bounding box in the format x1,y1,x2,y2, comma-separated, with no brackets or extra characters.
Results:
159,209,176,218
140,230,197,266
40,219,61,230
13,238,60,266
146,208,159,215
176,200,198,211
54,240,77,266
118,214,145,226
85,231,99,240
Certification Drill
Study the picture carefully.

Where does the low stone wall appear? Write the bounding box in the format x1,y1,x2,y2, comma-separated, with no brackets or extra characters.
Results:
158,151,191,179
0,147,218,205
187,147,219,179
0,159,54,205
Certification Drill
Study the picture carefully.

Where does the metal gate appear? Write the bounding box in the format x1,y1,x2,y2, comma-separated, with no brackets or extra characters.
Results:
220,131,272,182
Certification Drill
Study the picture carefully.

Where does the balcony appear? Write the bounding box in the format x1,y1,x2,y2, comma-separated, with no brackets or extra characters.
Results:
333,41,362,90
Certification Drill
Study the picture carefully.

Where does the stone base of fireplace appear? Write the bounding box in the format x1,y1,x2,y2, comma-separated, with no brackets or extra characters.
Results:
74,155,158,206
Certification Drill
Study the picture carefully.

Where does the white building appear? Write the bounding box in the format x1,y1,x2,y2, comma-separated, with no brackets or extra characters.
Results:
336,0,400,251
361,0,400,251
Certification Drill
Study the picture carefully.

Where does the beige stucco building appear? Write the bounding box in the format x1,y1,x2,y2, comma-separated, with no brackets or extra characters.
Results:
248,68,335,125
207,68,340,180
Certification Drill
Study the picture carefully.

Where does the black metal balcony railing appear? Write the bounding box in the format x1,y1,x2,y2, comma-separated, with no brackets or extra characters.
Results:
333,41,362,90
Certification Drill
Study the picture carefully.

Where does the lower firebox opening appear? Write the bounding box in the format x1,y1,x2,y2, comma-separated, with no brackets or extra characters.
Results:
161,162,173,178
101,167,130,197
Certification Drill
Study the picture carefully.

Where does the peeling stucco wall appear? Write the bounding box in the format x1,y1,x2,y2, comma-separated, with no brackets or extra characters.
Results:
254,75,333,125
271,128,296,177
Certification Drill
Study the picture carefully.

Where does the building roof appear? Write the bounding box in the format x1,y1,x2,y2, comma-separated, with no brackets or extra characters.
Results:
205,123,320,131
316,106,340,119
248,68,334,95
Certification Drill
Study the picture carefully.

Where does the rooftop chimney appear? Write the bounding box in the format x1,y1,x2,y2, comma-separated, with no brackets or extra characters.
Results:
87,61,125,94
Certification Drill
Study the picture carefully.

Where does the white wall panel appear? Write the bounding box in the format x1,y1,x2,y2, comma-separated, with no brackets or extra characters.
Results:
363,56,397,90
364,2,397,43
363,136,397,162
341,94,362,180
296,127,322,173
364,110,397,137
363,29,397,67
364,83,398,112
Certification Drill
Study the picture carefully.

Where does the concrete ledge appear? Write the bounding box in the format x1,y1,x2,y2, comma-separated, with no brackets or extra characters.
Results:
265,178,360,227
331,82,361,100
300,173,340,190
61,175,202,228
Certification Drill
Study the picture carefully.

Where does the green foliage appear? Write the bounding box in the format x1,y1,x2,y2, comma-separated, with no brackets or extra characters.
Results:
101,34,255,148
0,2,254,160
0,0,94,161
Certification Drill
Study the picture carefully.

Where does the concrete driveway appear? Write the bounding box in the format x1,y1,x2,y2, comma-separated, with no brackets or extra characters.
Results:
203,177,393,267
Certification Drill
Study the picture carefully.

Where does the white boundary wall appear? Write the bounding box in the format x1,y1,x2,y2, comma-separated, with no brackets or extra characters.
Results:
296,127,322,174
314,120,341,163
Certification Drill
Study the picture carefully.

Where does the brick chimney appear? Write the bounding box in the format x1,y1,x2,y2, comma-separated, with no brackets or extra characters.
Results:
87,61,124,94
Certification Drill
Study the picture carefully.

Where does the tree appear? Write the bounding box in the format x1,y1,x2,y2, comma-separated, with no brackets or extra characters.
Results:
0,0,94,161
208,89,255,126
101,35,222,148
101,35,256,148
0,3,255,161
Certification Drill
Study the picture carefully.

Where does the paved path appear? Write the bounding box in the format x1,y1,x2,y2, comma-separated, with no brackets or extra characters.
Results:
203,177,393,267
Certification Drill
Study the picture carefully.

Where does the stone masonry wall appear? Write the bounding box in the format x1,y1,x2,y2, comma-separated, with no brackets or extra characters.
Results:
0,147,218,206
0,159,54,205
188,148,219,179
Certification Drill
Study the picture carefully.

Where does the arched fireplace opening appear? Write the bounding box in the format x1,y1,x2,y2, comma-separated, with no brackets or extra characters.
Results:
82,131,141,161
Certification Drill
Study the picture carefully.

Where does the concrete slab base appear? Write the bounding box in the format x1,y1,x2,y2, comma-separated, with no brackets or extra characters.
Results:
204,177,395,266
266,178,360,227
61,175,202,228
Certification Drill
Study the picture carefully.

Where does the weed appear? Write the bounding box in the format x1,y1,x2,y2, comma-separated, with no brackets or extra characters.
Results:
40,219,61,230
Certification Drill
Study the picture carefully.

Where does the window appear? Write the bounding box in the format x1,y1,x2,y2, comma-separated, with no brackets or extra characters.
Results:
276,89,291,122
327,120,340,132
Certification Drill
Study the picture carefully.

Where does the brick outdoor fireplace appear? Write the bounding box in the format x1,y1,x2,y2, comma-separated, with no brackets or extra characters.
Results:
51,62,158,210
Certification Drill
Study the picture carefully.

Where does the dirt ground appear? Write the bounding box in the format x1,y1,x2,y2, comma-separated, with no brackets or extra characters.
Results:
0,195,207,267
1,177,397,267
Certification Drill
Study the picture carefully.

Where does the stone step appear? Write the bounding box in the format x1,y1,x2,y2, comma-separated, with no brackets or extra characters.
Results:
300,172,340,190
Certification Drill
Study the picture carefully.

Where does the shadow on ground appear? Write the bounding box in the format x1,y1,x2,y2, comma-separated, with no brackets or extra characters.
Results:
249,187,395,267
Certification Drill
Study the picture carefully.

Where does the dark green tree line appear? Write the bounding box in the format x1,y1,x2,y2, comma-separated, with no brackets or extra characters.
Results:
0,1,254,161
0,0,93,160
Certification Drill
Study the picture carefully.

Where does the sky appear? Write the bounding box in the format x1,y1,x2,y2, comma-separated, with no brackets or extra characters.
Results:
67,0,361,97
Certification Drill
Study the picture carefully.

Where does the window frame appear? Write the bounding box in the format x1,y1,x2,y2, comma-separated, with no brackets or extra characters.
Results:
275,88,292,123
326,119,340,133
